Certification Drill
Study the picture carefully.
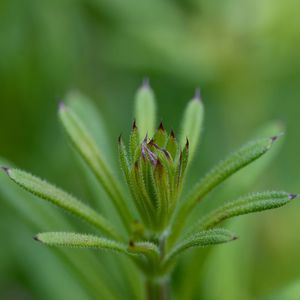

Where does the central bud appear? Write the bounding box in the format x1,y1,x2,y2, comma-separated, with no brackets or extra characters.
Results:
119,121,189,233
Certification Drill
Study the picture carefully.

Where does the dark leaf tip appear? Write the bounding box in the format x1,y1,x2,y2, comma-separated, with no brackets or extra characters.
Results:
186,138,189,149
158,121,165,131
33,235,41,242
118,134,122,143
58,101,66,112
193,88,201,101
1,166,10,176
288,194,299,200
142,77,150,89
162,149,171,160
170,130,175,139
132,119,137,130
270,133,284,143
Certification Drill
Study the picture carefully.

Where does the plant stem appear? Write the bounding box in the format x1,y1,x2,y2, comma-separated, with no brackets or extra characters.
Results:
146,277,171,300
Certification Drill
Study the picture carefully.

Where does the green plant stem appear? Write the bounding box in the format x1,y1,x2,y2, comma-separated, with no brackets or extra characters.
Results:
145,232,171,300
146,277,171,300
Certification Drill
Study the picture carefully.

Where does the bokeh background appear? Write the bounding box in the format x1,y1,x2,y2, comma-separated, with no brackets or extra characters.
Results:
0,0,299,299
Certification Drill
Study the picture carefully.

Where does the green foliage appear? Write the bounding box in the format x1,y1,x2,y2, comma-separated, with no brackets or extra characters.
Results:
193,191,297,231
35,232,127,252
168,135,282,246
134,80,156,141
4,168,121,240
179,90,204,163
1,82,297,300
59,100,132,232
164,229,236,265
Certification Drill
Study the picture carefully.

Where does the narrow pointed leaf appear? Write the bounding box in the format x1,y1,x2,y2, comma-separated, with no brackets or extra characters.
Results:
132,161,156,226
187,136,281,206
175,140,189,193
134,80,156,140
4,168,121,240
194,191,297,230
166,131,178,160
153,122,168,148
180,91,204,162
154,159,169,228
128,162,154,228
118,136,131,185
168,135,281,246
35,232,127,253
128,241,160,262
59,102,132,231
165,229,236,264
129,121,139,163
64,91,113,163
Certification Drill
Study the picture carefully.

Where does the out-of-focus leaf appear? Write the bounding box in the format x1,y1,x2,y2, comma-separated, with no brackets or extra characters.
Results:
180,91,204,163
263,280,300,300
59,101,132,232
64,91,114,165
134,80,156,140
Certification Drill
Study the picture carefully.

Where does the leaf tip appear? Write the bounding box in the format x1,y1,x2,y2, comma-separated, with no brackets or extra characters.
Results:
288,194,299,201
132,119,137,130
143,134,148,143
142,77,150,89
270,132,284,143
170,129,175,139
193,87,201,101
33,235,41,242
1,166,11,176
186,138,189,149
118,134,122,144
58,101,66,112
158,121,165,131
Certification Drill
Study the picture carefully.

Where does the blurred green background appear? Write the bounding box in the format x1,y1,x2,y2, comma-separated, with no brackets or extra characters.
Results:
0,0,299,299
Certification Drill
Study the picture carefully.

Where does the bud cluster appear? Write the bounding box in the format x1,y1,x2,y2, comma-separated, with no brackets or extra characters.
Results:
119,121,189,233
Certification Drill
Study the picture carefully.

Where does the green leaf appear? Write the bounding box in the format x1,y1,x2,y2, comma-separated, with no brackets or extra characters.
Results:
188,136,281,205
166,131,178,160
180,90,204,163
64,90,113,164
153,159,169,228
129,120,140,163
35,232,127,253
176,140,189,193
165,229,236,264
118,135,131,186
3,168,122,240
168,135,281,246
194,191,297,231
153,122,168,148
130,161,156,228
128,241,160,262
59,101,132,232
134,79,156,141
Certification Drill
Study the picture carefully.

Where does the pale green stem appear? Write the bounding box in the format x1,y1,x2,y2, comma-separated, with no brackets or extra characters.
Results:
146,277,171,300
